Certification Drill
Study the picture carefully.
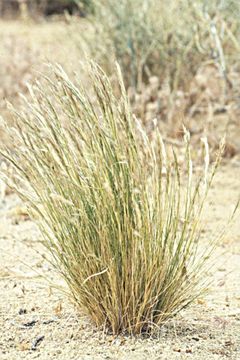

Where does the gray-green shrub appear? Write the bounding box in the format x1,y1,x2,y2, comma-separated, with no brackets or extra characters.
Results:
83,0,240,90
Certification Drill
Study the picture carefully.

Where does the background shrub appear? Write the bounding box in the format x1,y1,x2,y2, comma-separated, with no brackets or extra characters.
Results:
83,0,240,90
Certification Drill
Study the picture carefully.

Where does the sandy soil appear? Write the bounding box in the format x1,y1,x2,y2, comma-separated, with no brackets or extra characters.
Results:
0,161,240,360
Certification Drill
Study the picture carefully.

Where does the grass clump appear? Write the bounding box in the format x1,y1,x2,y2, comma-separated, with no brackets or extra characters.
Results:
1,62,222,335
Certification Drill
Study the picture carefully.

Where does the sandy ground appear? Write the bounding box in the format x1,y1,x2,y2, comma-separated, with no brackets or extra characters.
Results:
0,161,240,360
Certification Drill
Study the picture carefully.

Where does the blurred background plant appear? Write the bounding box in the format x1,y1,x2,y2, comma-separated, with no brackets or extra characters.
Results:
83,0,240,88
67,0,240,150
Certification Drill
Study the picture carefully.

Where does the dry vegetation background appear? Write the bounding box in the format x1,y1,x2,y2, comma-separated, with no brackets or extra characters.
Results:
0,1,240,359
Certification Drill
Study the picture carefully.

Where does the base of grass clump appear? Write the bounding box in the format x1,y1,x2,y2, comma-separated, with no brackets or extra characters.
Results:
0,61,224,335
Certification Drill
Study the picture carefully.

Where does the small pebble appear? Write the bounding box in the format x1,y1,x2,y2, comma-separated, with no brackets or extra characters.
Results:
31,335,45,351
18,308,27,315
23,320,37,327
192,336,200,341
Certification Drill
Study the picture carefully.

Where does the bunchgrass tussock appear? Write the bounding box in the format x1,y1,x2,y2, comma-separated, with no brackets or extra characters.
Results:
0,62,224,335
